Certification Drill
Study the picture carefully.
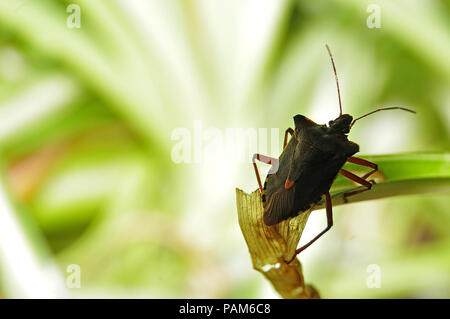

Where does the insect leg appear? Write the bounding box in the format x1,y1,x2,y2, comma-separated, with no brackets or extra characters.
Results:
252,154,279,193
286,192,333,264
339,168,372,202
347,156,378,180
283,128,294,149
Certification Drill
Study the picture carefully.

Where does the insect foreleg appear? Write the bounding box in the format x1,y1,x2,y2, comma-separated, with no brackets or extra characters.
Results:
283,128,294,149
252,154,279,193
286,192,333,264
347,156,378,180
339,168,373,202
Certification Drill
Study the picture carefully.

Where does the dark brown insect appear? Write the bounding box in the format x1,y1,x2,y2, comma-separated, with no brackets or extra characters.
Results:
252,45,415,263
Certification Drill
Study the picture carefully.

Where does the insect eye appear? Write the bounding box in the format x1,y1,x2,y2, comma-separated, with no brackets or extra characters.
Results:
328,120,334,126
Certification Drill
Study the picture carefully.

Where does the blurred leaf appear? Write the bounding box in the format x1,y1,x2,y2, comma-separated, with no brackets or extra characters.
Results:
313,152,450,209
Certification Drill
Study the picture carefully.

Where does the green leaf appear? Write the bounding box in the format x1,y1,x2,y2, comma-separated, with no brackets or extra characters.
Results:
312,152,450,210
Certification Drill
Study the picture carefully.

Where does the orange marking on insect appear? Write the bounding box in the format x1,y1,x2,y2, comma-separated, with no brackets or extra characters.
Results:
284,179,295,190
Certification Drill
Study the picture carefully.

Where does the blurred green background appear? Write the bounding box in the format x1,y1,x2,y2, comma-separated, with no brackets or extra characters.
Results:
0,0,449,298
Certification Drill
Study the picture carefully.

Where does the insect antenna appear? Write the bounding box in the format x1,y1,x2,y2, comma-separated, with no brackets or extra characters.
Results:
350,107,416,127
325,44,342,116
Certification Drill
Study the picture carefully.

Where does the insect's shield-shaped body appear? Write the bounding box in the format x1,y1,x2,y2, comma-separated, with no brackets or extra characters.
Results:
251,45,414,260
262,114,359,226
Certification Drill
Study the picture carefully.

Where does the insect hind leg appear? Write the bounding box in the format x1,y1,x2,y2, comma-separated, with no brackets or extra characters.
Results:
347,156,379,181
339,168,373,203
286,192,333,264
252,154,279,193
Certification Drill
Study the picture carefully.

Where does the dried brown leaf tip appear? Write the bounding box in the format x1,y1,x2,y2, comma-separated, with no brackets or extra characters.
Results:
236,188,319,299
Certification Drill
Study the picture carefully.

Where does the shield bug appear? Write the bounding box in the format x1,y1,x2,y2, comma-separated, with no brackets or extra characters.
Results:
252,45,415,263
